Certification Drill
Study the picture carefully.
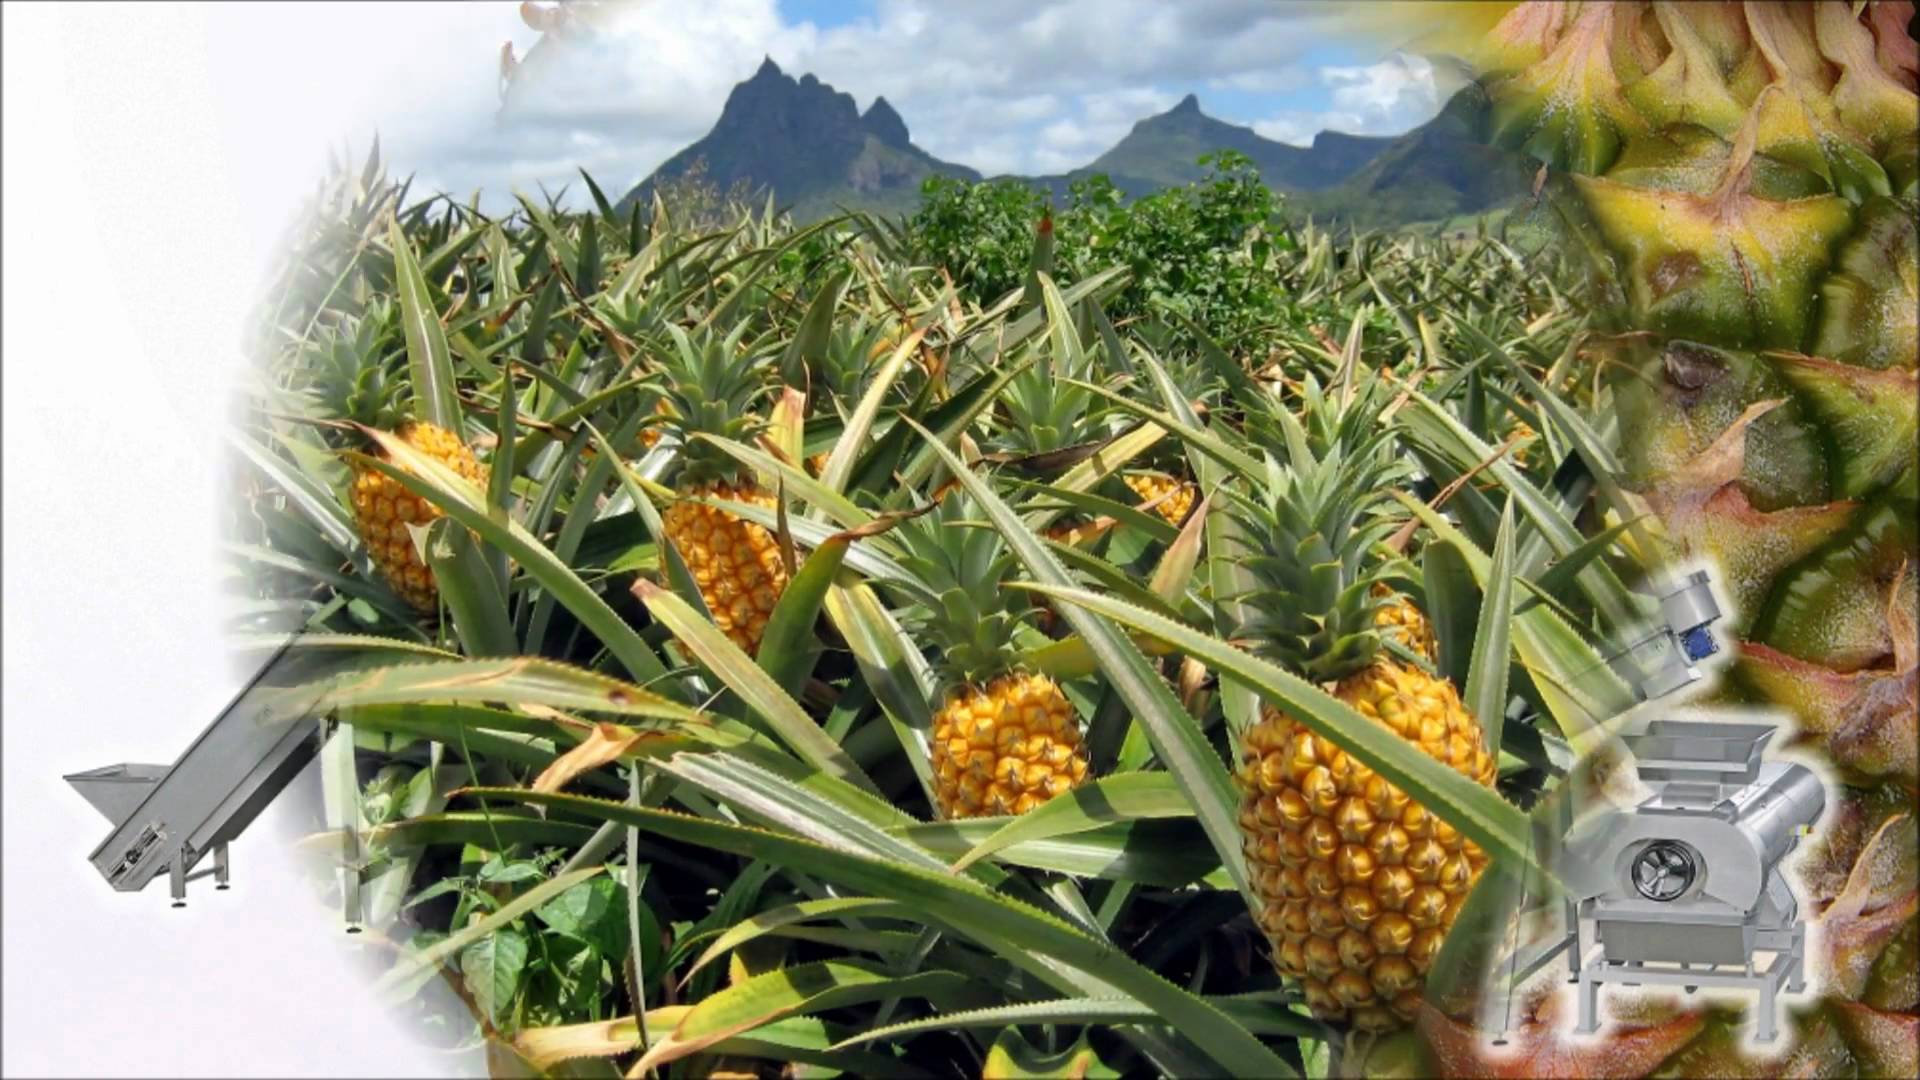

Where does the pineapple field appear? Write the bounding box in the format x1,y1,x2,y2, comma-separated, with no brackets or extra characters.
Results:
227,3,1915,1076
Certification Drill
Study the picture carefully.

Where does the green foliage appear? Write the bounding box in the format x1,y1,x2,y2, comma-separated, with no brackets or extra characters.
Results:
913,151,1294,348
235,138,1640,1078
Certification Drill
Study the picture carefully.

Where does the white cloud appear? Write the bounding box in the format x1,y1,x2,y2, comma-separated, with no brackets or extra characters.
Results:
220,1,1442,208
1325,53,1438,115
1252,52,1439,147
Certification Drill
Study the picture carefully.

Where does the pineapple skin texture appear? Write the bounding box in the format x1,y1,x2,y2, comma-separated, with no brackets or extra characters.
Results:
350,421,487,611
663,482,788,654
931,673,1090,818
1375,593,1438,663
1239,660,1495,1031
1124,472,1197,526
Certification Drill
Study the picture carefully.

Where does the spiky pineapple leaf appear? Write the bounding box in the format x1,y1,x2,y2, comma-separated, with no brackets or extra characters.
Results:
526,414,644,654
833,993,1326,1047
288,656,699,723
634,960,975,1073
1067,378,1265,477
1395,385,1644,631
1422,541,1479,689
476,787,1296,1078
351,431,674,687
893,818,1222,887
1024,583,1539,880
823,582,939,803
755,535,849,699
226,541,419,626
1465,506,1517,757
422,519,517,657
818,325,927,495
951,772,1198,872
362,812,601,852
230,431,359,554
633,580,879,796
693,433,871,528
387,217,462,430
779,266,851,384
684,898,909,981
516,1011,928,1078
1393,491,1636,740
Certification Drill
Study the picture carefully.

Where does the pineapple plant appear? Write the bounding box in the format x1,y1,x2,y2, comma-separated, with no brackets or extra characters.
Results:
990,353,1115,543
650,325,790,654
301,311,487,611
231,123,1719,1079
890,492,1091,818
1232,377,1497,1031
1436,1,1920,1073
1121,351,1218,527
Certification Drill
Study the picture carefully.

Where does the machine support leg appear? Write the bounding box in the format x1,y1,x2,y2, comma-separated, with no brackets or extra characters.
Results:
169,852,188,908
1576,969,1599,1035
214,843,231,890
1787,924,1807,993
1756,980,1778,1043
1564,899,1581,982
321,717,366,933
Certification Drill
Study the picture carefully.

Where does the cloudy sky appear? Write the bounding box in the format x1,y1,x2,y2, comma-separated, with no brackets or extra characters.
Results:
205,0,1451,213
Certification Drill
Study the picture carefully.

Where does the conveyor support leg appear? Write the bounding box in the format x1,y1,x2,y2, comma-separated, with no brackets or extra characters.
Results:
214,843,230,890
170,852,187,908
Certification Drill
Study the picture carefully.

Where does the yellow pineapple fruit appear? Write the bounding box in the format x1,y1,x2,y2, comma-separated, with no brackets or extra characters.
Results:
651,324,788,654
931,672,1089,817
348,421,488,611
1232,374,1498,1031
661,481,787,654
638,398,675,451
1373,583,1438,663
894,493,1091,818
306,321,489,612
1123,471,1197,526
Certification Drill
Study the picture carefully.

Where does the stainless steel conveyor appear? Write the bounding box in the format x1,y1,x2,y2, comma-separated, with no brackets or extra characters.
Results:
65,639,331,907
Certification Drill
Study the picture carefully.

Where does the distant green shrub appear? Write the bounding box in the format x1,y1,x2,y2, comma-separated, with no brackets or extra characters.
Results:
910,151,1294,349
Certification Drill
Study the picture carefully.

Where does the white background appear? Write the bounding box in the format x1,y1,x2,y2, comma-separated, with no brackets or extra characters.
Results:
3,4,515,1076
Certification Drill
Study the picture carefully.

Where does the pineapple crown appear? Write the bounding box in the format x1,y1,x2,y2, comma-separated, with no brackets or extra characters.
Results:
818,314,894,401
994,340,1114,460
1230,373,1406,684
300,303,414,440
888,492,1030,688
649,321,773,488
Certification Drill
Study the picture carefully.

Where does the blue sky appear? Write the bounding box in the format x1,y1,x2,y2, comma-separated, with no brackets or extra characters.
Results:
778,0,875,26
401,1,1447,206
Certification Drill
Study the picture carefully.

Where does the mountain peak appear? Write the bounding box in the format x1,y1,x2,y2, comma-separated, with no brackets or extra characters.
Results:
623,59,1506,229
624,59,978,218
863,96,910,148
